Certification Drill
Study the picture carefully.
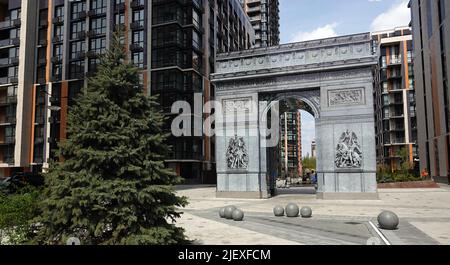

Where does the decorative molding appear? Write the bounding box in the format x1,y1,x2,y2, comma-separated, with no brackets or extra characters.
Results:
335,130,363,169
216,33,372,61
214,34,374,76
226,135,249,170
328,88,365,107
216,68,372,92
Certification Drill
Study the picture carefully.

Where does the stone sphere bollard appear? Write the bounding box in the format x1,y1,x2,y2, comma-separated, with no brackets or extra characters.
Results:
300,206,313,218
377,211,400,230
224,206,237,220
219,207,226,218
285,203,300,217
273,206,285,217
232,209,245,221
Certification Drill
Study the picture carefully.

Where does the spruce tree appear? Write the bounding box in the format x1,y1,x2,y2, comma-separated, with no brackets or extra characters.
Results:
33,33,188,245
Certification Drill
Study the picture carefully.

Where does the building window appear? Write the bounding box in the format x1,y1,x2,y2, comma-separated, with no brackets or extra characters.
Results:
10,28,20,39
54,25,64,40
192,30,201,50
55,5,64,19
52,64,62,79
89,58,100,72
7,86,17,103
90,17,106,35
133,9,145,27
54,44,63,60
115,13,125,26
132,30,144,47
69,60,85,79
9,47,19,59
5,126,15,143
8,66,18,78
426,0,433,39
71,1,86,20
71,21,86,39
133,52,144,68
90,0,107,14
438,0,446,25
10,9,21,20
90,37,106,54
70,41,85,59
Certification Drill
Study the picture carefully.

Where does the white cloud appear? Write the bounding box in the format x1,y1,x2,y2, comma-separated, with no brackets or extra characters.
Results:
290,23,339,43
370,0,411,31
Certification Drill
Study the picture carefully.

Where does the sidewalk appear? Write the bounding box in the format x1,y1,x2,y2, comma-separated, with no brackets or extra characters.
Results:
175,185,450,245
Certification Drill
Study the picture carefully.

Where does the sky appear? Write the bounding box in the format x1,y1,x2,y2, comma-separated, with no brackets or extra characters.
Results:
278,0,411,157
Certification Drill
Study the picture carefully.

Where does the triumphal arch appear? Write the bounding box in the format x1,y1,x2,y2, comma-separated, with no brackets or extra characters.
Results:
210,33,379,200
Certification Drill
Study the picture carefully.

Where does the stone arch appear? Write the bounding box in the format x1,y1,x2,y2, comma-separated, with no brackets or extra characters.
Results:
260,90,321,121
211,33,379,200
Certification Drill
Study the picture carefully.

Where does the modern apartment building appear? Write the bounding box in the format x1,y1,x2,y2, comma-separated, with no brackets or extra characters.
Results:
372,27,419,172
0,0,255,182
240,0,279,47
279,111,302,178
311,139,316,158
409,0,450,182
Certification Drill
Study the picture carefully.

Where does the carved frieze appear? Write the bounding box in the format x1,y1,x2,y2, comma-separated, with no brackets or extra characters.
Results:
328,88,365,107
216,68,371,92
223,98,252,113
216,37,373,75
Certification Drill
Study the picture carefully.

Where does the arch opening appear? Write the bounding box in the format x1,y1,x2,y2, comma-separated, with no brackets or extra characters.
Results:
261,93,319,197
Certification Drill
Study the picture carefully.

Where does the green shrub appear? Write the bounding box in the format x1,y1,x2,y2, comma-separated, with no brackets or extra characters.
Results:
0,186,41,245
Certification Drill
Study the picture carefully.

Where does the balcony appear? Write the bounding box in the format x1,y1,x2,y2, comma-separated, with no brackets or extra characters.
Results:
52,56,62,64
114,3,126,13
37,58,47,66
39,20,48,28
0,57,18,67
130,43,144,52
71,52,86,60
5,136,15,144
75,31,87,40
51,75,62,82
86,50,99,58
52,16,64,25
0,19,11,29
12,19,21,27
0,18,20,29
72,11,87,20
36,77,46,84
38,39,48,46
52,35,63,43
130,21,144,30
86,30,101,38
131,0,145,9
0,38,19,47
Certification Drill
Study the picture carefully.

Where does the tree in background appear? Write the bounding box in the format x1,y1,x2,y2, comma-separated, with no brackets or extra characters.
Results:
33,32,188,245
302,155,316,172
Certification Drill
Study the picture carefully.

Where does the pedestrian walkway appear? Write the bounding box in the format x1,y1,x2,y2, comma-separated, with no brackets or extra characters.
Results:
175,185,450,245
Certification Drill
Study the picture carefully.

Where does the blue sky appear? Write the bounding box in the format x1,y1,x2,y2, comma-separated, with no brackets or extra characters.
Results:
278,0,411,157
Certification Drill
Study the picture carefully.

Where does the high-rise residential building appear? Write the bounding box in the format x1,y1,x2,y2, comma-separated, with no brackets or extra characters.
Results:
372,27,419,172
279,111,302,178
311,139,316,158
240,0,280,47
409,0,449,183
0,0,255,181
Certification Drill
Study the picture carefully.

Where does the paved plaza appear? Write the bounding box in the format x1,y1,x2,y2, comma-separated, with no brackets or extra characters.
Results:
175,185,450,245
